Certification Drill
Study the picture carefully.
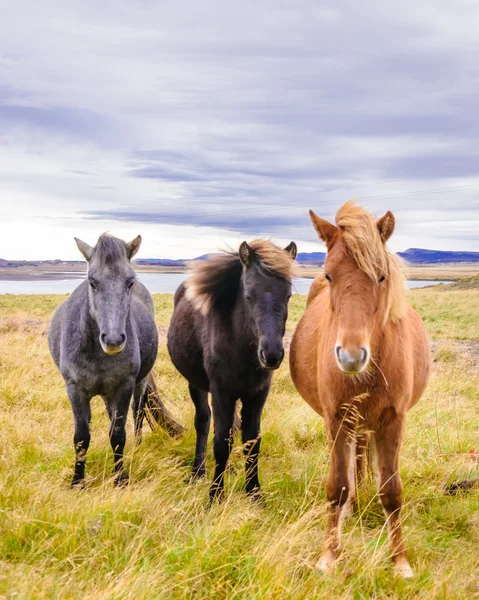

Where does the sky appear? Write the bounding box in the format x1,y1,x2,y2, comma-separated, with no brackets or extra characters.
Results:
0,0,478,260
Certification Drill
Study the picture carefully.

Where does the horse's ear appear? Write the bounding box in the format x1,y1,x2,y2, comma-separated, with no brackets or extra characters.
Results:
284,241,297,259
239,241,255,268
74,237,93,261
127,235,142,259
309,210,337,245
377,211,395,243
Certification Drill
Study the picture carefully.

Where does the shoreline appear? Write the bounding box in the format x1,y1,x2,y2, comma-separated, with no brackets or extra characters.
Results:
0,262,477,282
0,273,462,282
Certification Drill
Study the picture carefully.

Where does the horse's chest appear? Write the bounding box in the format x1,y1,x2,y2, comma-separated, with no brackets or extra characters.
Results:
325,377,396,429
62,348,140,392
205,351,269,395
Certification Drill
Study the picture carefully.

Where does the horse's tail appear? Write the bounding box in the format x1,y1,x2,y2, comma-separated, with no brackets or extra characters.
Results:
144,372,184,437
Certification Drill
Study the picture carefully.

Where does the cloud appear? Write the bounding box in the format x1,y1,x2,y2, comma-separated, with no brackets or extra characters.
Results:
0,0,478,259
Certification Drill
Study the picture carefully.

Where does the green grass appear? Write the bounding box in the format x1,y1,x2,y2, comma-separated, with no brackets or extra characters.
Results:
0,291,478,599
409,290,479,340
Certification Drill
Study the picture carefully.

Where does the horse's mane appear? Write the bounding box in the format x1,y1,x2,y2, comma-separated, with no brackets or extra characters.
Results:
93,234,129,266
335,201,407,322
186,239,297,315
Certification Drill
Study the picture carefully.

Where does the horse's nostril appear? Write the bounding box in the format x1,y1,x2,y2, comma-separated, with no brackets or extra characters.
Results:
336,345,342,360
361,347,368,363
260,349,266,361
101,333,126,348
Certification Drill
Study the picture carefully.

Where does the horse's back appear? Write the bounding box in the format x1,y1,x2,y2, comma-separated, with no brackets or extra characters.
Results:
173,281,187,306
132,280,155,314
48,300,65,368
167,282,209,391
48,281,88,367
290,286,330,416
306,274,328,306
403,305,431,409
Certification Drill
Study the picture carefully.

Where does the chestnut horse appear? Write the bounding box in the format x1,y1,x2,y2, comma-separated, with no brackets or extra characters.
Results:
290,202,430,578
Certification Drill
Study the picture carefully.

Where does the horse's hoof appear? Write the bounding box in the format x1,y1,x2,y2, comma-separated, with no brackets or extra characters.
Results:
246,488,263,504
114,472,129,487
393,557,414,579
342,498,355,518
209,487,225,505
316,550,337,573
190,469,206,483
70,479,86,490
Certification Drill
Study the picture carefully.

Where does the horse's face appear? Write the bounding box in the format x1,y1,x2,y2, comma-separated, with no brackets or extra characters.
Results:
240,242,296,370
243,268,292,369
324,239,383,374
75,235,141,355
310,208,395,375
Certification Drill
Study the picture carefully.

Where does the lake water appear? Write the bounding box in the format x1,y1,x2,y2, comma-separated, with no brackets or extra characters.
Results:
0,273,453,295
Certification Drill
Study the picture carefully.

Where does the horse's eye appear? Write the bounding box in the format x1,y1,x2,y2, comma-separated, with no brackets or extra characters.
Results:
325,273,332,282
379,275,385,283
89,281,97,290
245,294,252,302
127,280,135,290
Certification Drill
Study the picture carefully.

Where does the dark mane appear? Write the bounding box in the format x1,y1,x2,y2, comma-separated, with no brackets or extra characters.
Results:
185,239,296,315
185,253,243,315
93,234,129,266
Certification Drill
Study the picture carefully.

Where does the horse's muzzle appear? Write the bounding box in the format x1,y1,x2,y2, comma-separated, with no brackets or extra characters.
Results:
335,344,369,374
258,347,285,370
100,332,127,355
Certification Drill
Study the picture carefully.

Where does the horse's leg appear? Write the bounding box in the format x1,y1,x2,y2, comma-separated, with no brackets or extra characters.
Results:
132,378,148,444
108,380,135,486
210,385,236,502
189,383,211,480
375,412,412,578
67,383,91,487
317,415,355,572
240,388,268,499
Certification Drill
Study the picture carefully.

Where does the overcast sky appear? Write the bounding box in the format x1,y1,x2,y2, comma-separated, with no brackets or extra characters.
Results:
0,0,478,260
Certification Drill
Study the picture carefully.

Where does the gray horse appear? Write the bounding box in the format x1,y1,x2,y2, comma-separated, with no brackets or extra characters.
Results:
49,234,158,486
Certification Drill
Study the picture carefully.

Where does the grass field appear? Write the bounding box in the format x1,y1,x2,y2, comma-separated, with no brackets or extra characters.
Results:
0,290,478,599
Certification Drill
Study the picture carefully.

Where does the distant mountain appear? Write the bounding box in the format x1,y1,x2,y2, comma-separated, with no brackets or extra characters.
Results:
397,248,479,264
0,259,83,268
296,252,326,265
135,258,188,267
135,254,215,267
294,248,479,266
2,248,478,269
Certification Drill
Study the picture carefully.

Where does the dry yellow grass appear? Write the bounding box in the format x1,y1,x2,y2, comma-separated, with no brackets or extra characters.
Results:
0,291,478,599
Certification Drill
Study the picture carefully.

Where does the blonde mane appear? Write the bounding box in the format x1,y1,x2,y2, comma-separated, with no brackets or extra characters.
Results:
335,201,407,322
186,239,298,315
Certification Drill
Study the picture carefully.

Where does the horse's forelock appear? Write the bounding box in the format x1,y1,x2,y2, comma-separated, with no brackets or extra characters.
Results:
248,239,298,280
93,234,129,268
334,201,406,322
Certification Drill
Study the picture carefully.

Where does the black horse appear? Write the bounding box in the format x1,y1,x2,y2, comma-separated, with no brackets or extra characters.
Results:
167,239,297,500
